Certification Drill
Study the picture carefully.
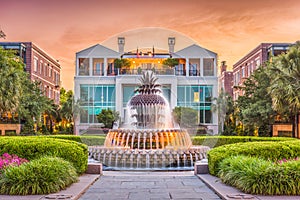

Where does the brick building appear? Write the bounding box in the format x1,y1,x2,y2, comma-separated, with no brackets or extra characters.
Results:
0,42,61,104
0,42,61,135
218,61,233,97
232,43,291,101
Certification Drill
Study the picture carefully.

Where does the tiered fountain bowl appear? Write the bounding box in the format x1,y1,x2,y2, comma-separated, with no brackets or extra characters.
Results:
88,71,210,170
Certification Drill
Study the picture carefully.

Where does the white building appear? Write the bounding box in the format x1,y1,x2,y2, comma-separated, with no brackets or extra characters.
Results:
74,28,218,135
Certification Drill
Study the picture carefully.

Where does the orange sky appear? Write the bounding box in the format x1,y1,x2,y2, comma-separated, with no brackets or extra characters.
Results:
1,0,300,91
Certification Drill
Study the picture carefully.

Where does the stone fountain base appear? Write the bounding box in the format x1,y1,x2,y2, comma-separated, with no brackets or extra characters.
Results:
88,145,210,170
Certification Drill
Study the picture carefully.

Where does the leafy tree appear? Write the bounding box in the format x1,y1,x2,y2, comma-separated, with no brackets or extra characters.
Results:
172,106,198,128
18,81,54,134
97,108,120,129
212,88,237,135
236,66,276,136
267,41,300,137
57,88,77,133
162,58,179,67
0,47,27,116
113,58,131,69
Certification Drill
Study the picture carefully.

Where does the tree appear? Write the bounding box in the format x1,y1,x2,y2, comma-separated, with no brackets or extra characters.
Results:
97,108,120,129
236,66,276,136
267,41,300,137
162,58,179,67
0,47,27,116
18,81,54,134
211,88,236,135
172,106,198,128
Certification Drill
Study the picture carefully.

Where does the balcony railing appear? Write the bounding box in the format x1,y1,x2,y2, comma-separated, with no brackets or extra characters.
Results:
118,68,175,76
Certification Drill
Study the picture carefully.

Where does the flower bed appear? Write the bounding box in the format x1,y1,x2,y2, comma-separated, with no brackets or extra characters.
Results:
0,153,28,172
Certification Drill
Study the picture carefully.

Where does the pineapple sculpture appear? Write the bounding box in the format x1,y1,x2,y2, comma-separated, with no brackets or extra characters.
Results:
128,70,171,129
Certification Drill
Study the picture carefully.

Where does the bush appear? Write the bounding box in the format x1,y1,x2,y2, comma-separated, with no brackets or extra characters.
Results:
218,155,300,195
46,135,106,146
208,140,300,176
0,137,88,174
192,136,295,148
0,156,78,195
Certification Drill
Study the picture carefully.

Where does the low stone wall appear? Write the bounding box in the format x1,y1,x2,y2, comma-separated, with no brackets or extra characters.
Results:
0,124,21,135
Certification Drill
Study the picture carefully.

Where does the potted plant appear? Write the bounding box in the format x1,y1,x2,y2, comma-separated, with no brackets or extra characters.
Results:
114,58,131,74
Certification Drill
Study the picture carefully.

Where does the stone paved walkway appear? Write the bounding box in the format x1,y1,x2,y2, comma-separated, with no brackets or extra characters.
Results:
79,171,221,200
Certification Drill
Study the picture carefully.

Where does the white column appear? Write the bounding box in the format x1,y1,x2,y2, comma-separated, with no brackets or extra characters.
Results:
185,58,189,77
115,78,123,121
104,57,107,76
200,58,204,77
89,57,93,76
170,79,178,110
214,58,217,77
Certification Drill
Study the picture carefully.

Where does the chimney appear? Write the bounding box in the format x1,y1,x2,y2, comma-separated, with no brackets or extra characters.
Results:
221,61,227,73
118,37,125,54
168,37,175,53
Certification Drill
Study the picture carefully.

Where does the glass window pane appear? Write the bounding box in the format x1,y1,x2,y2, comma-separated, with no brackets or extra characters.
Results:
78,58,89,76
80,85,88,101
203,58,214,76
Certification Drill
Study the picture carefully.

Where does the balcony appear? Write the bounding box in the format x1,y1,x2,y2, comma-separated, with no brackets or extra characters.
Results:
108,67,176,76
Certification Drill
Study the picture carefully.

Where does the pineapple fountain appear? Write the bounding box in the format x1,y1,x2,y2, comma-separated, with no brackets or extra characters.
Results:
89,71,210,170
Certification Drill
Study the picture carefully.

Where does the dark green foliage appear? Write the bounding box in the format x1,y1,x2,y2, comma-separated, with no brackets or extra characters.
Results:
0,137,88,174
192,135,294,148
113,58,131,68
236,67,276,136
46,135,106,146
0,156,78,195
162,58,179,67
218,155,300,195
208,140,300,176
172,107,198,128
96,108,119,129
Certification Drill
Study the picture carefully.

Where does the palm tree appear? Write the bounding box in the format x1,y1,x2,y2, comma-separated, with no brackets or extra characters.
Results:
268,41,300,137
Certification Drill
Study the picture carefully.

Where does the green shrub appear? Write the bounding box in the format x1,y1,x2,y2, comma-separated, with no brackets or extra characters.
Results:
0,137,88,174
192,136,295,148
0,156,78,195
46,135,106,146
218,155,300,195
208,140,300,176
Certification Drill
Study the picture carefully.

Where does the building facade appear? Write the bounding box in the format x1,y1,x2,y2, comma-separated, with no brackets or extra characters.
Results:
218,61,233,97
232,43,291,101
74,29,218,135
0,42,61,104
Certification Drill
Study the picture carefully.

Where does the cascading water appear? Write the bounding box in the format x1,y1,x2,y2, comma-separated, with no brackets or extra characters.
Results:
89,70,210,170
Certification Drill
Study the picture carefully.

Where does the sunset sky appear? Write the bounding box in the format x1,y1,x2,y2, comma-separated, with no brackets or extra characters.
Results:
1,0,300,91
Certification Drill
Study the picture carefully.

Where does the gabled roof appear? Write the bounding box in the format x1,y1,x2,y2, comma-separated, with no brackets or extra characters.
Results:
175,44,217,58
76,44,120,57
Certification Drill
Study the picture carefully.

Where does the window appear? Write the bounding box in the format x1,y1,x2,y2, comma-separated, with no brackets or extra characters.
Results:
43,64,46,76
34,58,38,72
177,85,213,124
79,84,116,123
78,58,90,76
49,67,52,77
203,58,214,76
241,67,245,78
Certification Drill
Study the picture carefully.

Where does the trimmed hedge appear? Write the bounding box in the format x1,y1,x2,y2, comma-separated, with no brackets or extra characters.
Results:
192,136,295,148
0,137,88,174
45,135,106,146
218,155,300,195
208,140,300,176
0,156,78,195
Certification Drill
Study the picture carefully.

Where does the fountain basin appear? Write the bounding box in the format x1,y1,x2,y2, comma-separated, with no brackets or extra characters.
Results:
89,145,210,170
